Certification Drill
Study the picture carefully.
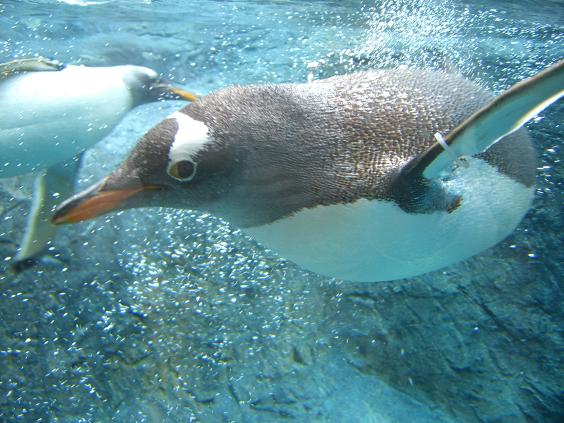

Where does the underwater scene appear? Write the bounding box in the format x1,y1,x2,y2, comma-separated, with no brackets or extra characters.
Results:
0,0,563,421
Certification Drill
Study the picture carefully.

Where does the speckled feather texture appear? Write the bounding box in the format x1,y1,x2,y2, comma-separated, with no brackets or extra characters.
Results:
177,69,536,226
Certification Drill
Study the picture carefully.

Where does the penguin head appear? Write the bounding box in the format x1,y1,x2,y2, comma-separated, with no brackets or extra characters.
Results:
51,107,250,227
121,65,198,106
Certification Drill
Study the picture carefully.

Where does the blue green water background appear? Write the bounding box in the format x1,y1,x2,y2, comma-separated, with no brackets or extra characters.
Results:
0,0,562,421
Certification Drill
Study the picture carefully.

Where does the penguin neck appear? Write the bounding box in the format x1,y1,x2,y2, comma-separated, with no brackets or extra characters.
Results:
116,65,158,108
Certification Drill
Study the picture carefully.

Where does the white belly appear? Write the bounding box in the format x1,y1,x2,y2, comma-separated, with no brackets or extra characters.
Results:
0,65,133,178
245,158,534,282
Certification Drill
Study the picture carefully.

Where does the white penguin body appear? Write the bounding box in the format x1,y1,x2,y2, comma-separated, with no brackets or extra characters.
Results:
0,65,142,177
246,157,534,281
0,59,195,267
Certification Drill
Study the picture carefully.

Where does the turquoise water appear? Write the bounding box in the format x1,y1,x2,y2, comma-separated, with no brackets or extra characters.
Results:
0,0,563,421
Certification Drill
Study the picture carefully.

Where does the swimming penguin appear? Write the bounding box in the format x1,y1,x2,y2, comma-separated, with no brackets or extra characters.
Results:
52,61,564,282
0,57,196,268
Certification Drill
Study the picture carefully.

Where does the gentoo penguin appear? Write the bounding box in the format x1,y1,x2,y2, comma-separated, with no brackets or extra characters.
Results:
0,57,196,268
52,61,564,282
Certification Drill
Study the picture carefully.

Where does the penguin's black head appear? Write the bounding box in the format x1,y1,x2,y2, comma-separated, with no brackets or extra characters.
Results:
121,65,198,106
52,84,336,228
51,107,243,226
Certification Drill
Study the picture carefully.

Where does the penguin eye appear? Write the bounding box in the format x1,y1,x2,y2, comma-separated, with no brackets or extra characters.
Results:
167,159,197,182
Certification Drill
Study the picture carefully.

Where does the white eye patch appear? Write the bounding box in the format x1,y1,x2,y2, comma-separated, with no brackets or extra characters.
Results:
168,111,211,164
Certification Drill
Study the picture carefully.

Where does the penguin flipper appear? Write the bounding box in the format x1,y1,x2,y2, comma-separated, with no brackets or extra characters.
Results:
13,153,82,267
0,57,65,81
411,60,564,181
391,60,563,214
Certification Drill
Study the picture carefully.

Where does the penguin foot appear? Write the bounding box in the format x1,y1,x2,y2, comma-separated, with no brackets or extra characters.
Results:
0,57,65,80
10,252,68,275
446,195,463,213
10,257,37,275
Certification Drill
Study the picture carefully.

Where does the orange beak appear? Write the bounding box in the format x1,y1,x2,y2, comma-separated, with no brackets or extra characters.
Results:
52,183,162,225
168,87,199,102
